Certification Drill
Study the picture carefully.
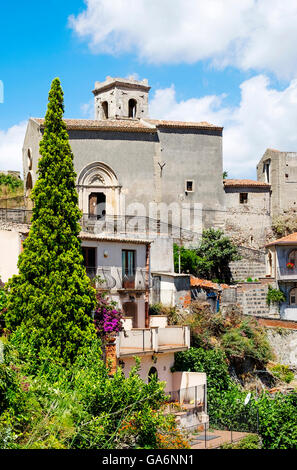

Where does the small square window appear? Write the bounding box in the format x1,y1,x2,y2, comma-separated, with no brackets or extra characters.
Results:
240,193,248,204
186,180,194,192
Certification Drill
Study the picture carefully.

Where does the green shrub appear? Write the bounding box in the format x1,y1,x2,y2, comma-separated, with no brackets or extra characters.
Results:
174,229,240,283
0,174,23,194
0,335,188,449
266,285,286,306
149,304,163,315
221,434,261,449
172,347,231,391
269,364,294,384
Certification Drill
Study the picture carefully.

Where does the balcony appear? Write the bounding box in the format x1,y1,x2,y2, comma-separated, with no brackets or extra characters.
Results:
85,266,147,291
116,325,190,358
277,267,297,281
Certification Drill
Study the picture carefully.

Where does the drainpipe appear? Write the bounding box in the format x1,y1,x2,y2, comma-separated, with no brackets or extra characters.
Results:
145,242,150,328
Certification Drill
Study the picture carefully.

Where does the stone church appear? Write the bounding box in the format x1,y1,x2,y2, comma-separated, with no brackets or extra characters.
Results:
22,76,225,236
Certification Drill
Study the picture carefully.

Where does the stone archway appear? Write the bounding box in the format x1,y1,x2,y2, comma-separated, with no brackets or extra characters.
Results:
77,162,121,217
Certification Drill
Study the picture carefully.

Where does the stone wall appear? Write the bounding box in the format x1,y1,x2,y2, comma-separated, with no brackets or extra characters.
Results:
230,246,266,281
224,185,272,249
220,278,279,318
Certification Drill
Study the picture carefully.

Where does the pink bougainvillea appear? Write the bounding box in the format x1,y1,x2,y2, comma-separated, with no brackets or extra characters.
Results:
93,291,124,340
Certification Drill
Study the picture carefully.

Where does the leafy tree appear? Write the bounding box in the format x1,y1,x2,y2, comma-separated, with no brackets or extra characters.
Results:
196,229,240,282
174,229,240,283
4,78,96,365
222,170,228,179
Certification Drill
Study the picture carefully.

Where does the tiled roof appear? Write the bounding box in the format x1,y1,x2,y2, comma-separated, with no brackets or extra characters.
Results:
146,119,223,130
32,118,155,133
223,179,270,188
80,232,151,244
266,232,297,247
190,277,229,290
31,117,222,132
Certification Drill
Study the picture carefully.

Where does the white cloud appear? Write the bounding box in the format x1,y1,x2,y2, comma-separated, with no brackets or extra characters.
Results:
69,0,297,78
80,100,94,118
0,122,27,174
149,76,297,178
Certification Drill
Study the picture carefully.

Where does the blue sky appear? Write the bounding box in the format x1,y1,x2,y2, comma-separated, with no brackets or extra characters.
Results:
1,0,297,178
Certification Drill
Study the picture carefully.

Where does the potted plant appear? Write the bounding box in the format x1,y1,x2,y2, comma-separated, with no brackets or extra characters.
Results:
287,262,295,270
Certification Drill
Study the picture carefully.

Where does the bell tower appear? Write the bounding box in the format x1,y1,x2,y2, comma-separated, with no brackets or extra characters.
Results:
92,76,150,120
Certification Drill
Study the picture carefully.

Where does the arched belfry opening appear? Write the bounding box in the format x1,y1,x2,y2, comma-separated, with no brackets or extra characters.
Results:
128,99,137,118
102,101,109,119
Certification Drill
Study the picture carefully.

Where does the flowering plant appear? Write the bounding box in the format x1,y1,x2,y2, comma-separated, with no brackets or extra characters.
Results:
93,291,124,341
287,262,295,270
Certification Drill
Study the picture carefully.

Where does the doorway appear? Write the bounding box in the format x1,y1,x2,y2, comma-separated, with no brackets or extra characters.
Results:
88,192,106,219
122,301,138,328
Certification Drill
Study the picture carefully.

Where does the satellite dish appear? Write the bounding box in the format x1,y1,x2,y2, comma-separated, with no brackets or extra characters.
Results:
244,393,251,406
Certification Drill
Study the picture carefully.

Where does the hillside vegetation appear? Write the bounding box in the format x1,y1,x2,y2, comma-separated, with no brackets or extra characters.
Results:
0,173,24,209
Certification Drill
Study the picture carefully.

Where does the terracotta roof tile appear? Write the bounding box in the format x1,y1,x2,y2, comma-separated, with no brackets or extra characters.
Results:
190,277,229,290
32,118,156,133
223,179,270,188
32,117,222,132
266,232,297,247
146,119,223,130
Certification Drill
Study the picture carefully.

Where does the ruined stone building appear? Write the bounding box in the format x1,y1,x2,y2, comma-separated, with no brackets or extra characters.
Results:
257,148,297,217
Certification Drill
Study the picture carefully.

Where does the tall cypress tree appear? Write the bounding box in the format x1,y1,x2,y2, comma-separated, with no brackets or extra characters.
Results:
5,78,96,364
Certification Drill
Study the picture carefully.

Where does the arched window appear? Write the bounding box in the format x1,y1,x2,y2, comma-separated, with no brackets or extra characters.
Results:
288,250,297,266
128,99,137,118
102,101,108,119
148,366,158,383
27,148,32,170
290,288,297,306
25,172,32,198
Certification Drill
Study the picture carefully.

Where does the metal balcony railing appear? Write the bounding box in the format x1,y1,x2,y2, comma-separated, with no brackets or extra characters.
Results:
0,208,198,243
85,265,147,290
278,267,297,279
80,214,197,241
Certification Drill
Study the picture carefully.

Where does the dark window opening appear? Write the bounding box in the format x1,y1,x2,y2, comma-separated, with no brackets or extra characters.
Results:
122,250,136,288
240,193,248,204
186,180,194,192
82,246,97,278
88,192,106,219
128,99,137,118
102,101,108,119
148,367,158,383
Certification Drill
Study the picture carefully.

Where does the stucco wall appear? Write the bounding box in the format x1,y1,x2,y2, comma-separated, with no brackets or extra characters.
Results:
121,352,175,392
0,229,21,282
